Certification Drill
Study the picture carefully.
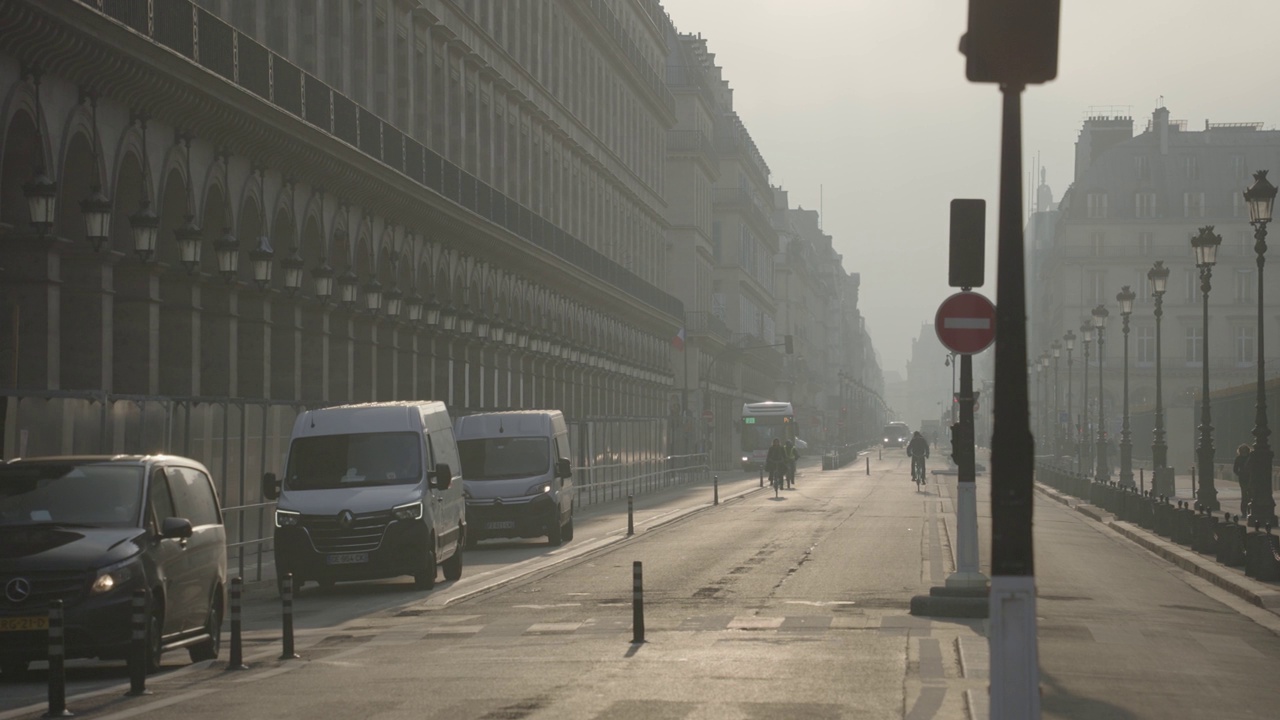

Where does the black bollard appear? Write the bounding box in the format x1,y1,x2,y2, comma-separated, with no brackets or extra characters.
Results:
280,573,299,660
632,561,644,644
227,577,247,670
627,495,634,536
713,475,719,506
1140,467,1145,495
866,456,870,475
1191,465,1196,498
46,600,72,717
126,590,150,696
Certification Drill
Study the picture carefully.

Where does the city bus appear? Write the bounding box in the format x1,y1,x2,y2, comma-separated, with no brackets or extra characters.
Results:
740,401,806,473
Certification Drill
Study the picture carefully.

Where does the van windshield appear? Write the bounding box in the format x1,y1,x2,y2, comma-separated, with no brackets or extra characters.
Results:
284,432,422,490
0,463,144,527
458,437,550,480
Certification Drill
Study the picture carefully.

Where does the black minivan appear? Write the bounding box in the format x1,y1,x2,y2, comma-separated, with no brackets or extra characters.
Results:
0,455,227,680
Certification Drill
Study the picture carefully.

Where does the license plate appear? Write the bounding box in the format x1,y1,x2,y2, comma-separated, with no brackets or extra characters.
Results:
0,616,48,632
325,553,369,565
486,521,516,530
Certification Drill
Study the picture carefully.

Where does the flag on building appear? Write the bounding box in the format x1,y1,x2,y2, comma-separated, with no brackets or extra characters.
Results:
671,327,685,352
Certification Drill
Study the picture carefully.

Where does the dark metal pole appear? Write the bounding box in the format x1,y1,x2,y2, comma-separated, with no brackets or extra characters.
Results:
1249,218,1275,526
1065,344,1073,469
991,83,1034,578
631,561,644,644
46,600,71,716
1080,337,1090,475
1095,324,1107,482
1197,265,1218,510
1153,286,1168,473
1052,354,1060,457
1120,310,1133,487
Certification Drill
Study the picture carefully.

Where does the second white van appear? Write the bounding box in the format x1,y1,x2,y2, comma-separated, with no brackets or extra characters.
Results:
454,410,574,546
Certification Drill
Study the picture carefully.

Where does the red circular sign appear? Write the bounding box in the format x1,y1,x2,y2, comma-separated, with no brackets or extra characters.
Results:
935,292,996,354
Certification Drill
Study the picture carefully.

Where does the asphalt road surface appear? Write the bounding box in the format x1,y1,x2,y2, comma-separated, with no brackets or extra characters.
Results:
3,450,1279,719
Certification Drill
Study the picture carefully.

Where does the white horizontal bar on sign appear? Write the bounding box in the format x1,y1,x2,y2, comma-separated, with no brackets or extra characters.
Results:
943,318,991,329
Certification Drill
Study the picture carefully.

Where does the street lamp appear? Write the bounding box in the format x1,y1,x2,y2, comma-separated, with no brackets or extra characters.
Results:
1117,285,1136,487
1051,341,1062,456
1244,171,1277,527
311,261,335,304
1080,320,1093,474
21,69,56,238
1092,304,1109,482
1191,225,1223,510
79,90,112,252
1064,331,1076,466
1149,260,1172,495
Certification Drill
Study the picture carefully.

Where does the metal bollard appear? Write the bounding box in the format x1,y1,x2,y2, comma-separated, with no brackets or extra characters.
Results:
866,456,870,475
1191,465,1197,498
227,577,247,670
713,475,719,505
632,561,644,644
280,573,299,660
46,600,71,716
1139,468,1145,495
126,589,151,696
627,495,634,536
879,446,882,461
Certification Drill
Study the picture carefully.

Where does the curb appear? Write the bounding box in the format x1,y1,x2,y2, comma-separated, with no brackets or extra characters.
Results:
1034,483,1280,615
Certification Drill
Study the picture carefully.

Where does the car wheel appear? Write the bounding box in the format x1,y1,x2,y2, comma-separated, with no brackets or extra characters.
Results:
0,659,28,682
547,515,564,546
413,549,437,590
127,610,164,676
442,537,463,582
188,598,222,662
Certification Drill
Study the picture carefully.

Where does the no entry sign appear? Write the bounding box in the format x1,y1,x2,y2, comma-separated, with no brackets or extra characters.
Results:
935,291,996,354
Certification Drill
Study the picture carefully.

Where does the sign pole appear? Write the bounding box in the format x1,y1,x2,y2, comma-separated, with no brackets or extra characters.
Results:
948,351,987,589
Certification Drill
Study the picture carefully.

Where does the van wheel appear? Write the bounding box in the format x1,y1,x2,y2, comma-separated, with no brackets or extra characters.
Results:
414,549,437,590
548,517,564,546
465,531,479,550
442,539,463,582
188,598,222,662
563,514,574,542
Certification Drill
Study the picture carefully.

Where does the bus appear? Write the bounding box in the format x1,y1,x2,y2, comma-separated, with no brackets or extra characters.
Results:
740,401,806,472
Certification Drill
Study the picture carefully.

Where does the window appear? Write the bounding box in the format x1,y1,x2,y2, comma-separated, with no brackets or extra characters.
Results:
1233,192,1245,218
1183,192,1205,218
1138,232,1154,256
1136,325,1155,365
1236,326,1256,366
1137,270,1152,302
1185,268,1198,302
1089,271,1106,304
1232,155,1247,180
166,467,221,527
1185,326,1203,364
1090,232,1105,256
1135,155,1150,182
1236,270,1254,303
1086,193,1108,219
1183,155,1199,180
711,221,721,263
147,468,175,531
1135,193,1156,218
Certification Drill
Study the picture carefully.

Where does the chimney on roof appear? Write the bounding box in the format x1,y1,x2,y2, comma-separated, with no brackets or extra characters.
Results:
1153,106,1170,155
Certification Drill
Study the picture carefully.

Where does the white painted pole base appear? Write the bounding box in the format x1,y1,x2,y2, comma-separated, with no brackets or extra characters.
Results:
989,574,1041,720
946,481,989,589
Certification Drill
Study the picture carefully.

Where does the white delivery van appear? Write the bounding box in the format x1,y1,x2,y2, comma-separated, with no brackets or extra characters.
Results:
454,410,574,546
262,401,465,591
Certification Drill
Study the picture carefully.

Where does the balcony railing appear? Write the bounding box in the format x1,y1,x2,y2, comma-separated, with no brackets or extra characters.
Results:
685,310,731,341
667,130,716,165
75,0,682,321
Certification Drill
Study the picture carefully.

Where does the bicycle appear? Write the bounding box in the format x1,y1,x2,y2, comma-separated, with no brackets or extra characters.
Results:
911,456,927,489
769,465,784,498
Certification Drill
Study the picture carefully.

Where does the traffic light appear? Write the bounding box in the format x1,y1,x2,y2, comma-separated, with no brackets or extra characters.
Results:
961,0,1061,85
784,335,794,354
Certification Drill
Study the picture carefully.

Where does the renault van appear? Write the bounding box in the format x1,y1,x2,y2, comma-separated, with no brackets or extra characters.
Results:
454,410,574,546
263,401,465,591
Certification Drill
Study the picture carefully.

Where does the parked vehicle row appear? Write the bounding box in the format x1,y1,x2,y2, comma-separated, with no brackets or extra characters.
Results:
0,403,575,682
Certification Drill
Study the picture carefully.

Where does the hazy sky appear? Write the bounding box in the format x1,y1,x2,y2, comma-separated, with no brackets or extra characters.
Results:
660,0,1280,377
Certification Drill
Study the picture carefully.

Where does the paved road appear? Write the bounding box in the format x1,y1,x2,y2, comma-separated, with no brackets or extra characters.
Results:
3,449,1279,719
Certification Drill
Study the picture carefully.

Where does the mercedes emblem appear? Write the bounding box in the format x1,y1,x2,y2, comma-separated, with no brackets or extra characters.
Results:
4,577,32,604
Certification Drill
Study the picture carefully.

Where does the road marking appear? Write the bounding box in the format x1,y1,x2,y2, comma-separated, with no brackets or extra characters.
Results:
94,689,218,720
728,616,785,630
233,665,300,683
525,622,582,634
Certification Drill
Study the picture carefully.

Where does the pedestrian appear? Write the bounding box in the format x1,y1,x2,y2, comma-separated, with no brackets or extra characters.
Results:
1234,443,1252,517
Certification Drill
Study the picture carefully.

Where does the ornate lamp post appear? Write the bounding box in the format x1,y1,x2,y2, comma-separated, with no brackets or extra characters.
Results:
1051,341,1062,456
1117,285,1136,487
1192,225,1223,511
1080,320,1093,474
1148,260,1172,495
1092,305,1110,482
1244,171,1277,527
1040,353,1050,445
1064,331,1076,466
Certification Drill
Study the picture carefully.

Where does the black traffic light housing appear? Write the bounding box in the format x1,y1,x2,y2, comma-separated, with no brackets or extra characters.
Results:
961,0,1061,85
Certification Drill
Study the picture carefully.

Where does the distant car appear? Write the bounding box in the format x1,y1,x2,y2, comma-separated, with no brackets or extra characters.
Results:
882,423,911,447
0,455,227,681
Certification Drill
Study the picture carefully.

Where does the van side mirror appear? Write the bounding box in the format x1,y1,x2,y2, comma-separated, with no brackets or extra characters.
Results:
160,516,193,540
556,458,572,479
429,463,452,490
262,472,280,501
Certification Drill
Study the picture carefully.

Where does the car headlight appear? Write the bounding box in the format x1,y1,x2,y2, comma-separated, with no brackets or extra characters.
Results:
742,456,750,463
91,557,140,595
884,438,889,442
275,509,301,528
393,501,423,521
525,482,552,496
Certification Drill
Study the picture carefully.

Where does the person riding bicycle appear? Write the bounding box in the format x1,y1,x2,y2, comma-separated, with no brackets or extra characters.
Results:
783,440,798,488
906,431,930,482
765,438,787,487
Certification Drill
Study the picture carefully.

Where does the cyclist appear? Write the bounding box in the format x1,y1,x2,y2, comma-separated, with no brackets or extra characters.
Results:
765,438,787,492
783,440,798,489
906,431,930,485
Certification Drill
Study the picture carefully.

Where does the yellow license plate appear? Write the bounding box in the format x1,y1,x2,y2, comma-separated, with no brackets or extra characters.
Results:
0,616,49,632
